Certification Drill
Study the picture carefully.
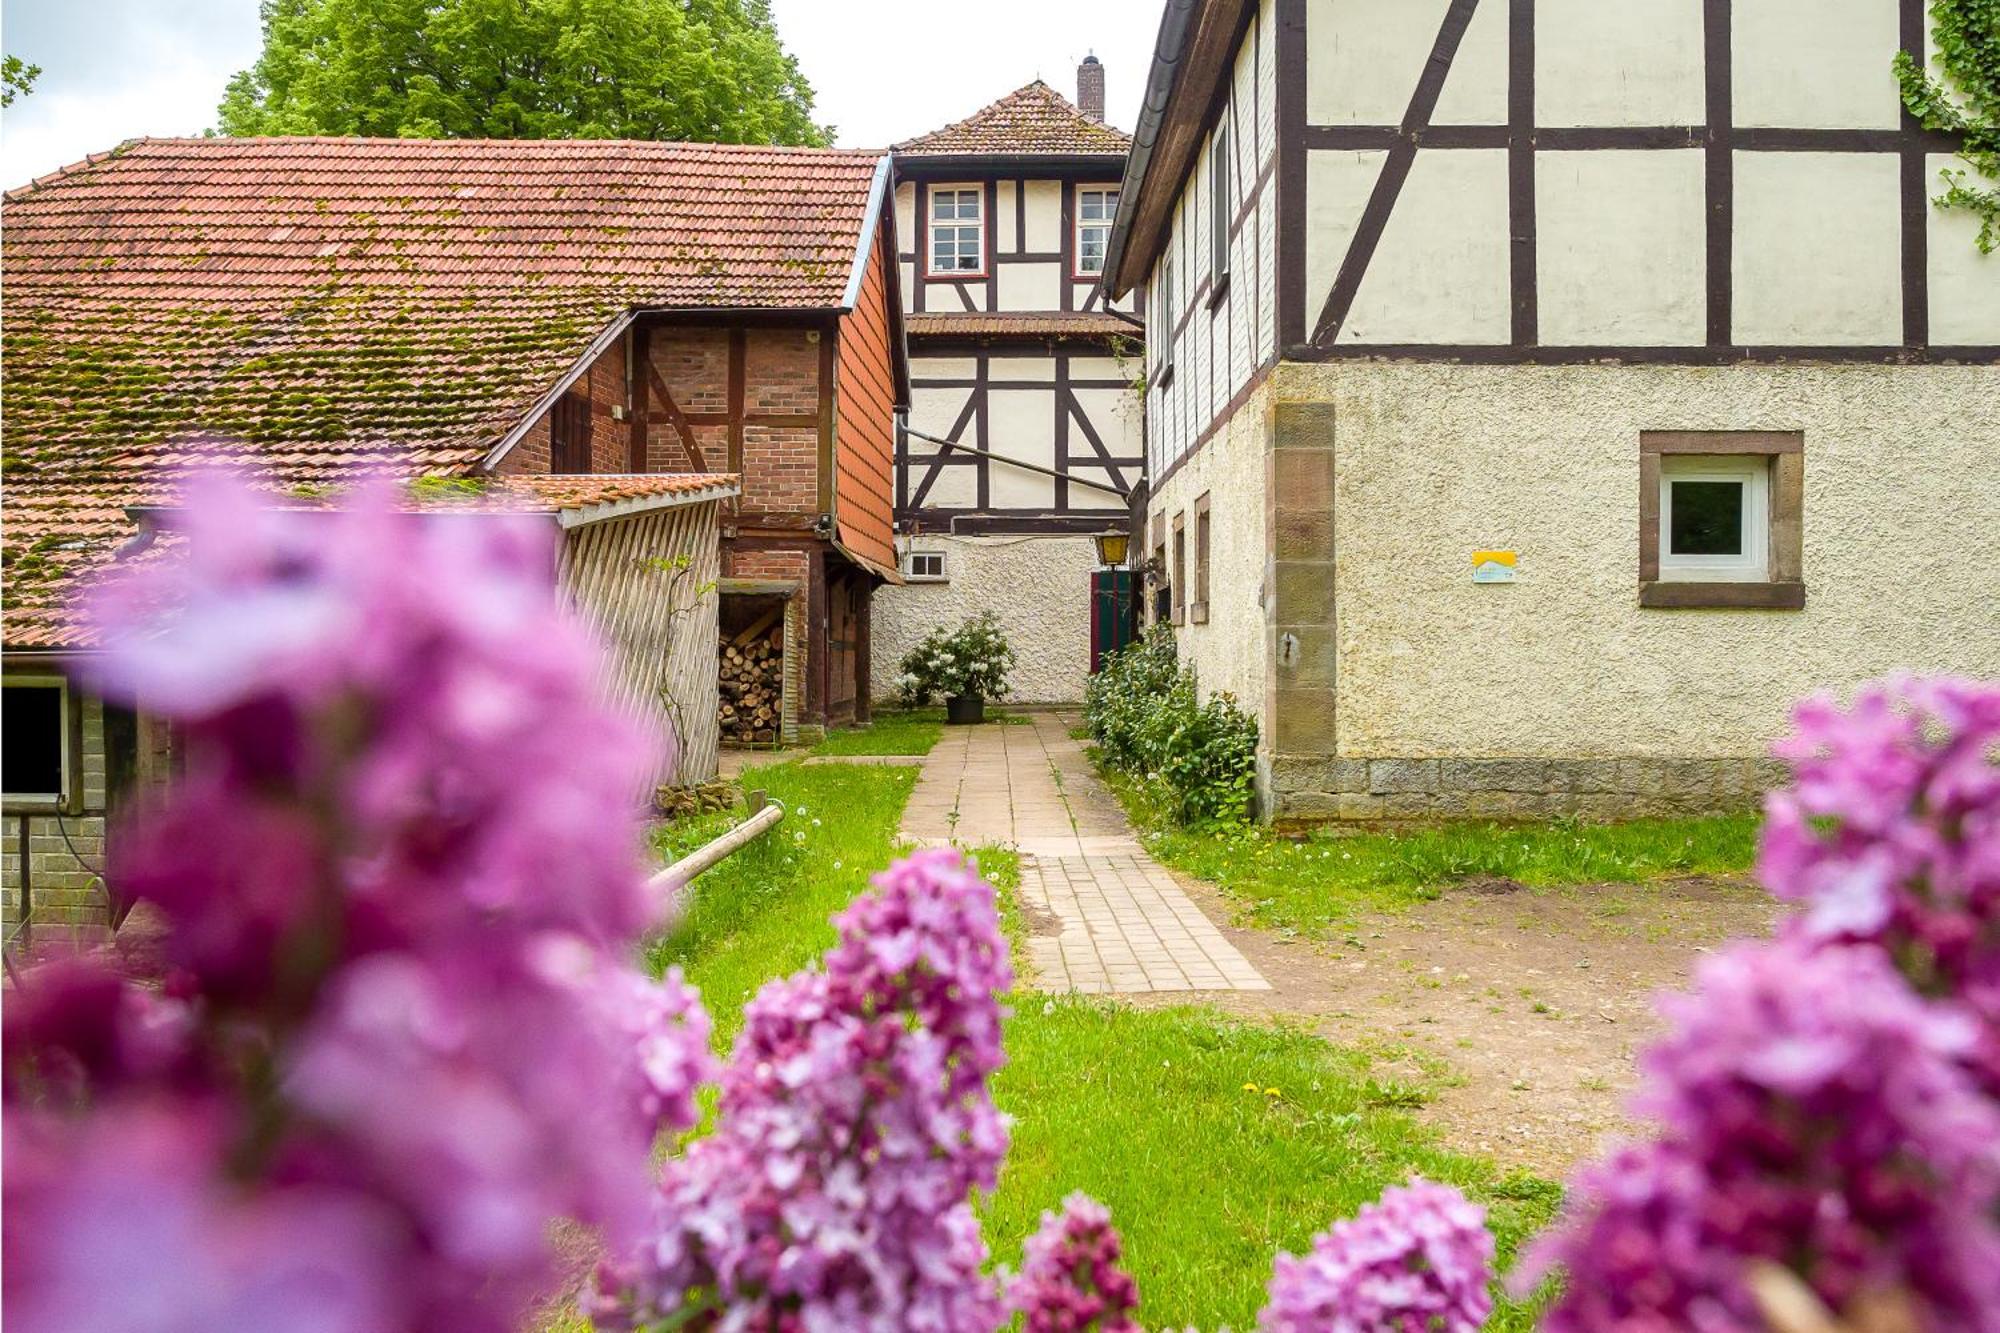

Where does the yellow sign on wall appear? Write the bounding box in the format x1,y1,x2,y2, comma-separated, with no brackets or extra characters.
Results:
1471,550,1517,584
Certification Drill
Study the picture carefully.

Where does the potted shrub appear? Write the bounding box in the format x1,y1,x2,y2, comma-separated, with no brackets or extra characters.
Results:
896,612,1014,724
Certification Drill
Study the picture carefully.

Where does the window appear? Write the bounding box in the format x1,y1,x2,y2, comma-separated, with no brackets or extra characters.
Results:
551,390,592,475
1075,187,1118,277
3,677,70,808
1209,127,1231,293
1172,513,1188,626
928,187,984,275
1639,431,1804,609
1154,253,1175,378
905,549,947,582
1191,494,1212,623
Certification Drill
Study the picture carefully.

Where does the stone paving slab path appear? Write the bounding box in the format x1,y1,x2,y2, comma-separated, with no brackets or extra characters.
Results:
902,712,1268,994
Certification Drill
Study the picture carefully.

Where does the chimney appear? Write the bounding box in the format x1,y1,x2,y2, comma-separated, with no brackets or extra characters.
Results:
1077,53,1105,123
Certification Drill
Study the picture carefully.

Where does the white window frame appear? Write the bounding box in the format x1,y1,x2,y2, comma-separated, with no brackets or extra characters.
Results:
2,675,74,812
904,549,948,582
927,186,985,277
1074,186,1119,278
1658,455,1769,583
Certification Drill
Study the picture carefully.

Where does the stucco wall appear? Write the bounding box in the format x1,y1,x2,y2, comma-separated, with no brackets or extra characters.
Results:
1281,360,2000,764
873,535,1100,704
1148,378,1274,720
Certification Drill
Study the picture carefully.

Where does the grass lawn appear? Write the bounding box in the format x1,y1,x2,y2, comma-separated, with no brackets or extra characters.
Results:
1101,766,1760,940
811,708,945,756
646,760,1558,1330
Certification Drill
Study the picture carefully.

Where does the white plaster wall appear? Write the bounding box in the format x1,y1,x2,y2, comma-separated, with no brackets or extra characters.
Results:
1733,151,1902,345
873,535,1100,703
1340,149,1511,344
1536,0,1705,127
1926,154,2000,344
1274,360,2000,759
1733,0,1901,129
1022,181,1062,252
996,179,1018,252
1147,379,1273,721
1306,0,1457,126
1537,150,1707,345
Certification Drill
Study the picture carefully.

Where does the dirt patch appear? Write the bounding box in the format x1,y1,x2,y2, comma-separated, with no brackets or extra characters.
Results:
1020,903,1064,937
1138,871,1781,1177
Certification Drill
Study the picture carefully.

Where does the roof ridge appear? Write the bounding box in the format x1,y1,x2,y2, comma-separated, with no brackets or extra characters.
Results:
101,135,881,155
4,137,147,202
893,79,1131,156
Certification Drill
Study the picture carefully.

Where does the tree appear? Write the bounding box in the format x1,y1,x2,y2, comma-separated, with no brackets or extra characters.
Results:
2,54,41,109
218,0,831,146
1895,0,1999,251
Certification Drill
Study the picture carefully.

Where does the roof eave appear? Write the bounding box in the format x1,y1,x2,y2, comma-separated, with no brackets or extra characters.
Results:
1103,0,1215,297
893,151,1131,175
555,479,741,529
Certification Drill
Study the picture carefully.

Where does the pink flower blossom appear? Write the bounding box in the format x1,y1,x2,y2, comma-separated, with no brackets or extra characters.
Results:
593,848,1015,1332
5,475,715,1333
1008,1193,1141,1333
1523,939,2000,1331
1259,1179,1494,1333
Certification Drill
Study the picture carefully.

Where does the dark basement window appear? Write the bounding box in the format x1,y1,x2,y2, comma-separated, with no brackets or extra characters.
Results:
3,679,68,805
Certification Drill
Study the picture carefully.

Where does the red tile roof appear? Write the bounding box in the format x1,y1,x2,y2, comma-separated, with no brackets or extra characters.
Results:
2,137,887,487
895,82,1131,157
1,136,885,648
904,312,1140,339
2,472,740,649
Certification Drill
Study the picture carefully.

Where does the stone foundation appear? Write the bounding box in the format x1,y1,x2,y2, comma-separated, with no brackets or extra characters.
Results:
1263,752,1789,825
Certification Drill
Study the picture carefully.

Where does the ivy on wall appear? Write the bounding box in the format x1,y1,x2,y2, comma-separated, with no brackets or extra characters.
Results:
1895,0,2000,251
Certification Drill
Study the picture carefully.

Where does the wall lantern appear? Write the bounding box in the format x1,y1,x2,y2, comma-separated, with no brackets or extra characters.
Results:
1092,528,1131,568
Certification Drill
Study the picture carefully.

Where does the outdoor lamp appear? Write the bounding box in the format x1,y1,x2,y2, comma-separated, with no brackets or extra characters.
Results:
1092,528,1131,568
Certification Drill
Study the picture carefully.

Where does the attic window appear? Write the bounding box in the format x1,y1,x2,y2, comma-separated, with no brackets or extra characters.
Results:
1075,188,1118,277
928,188,984,276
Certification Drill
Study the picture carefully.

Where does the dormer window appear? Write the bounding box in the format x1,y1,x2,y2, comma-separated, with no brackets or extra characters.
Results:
1076,187,1119,277
928,187,984,276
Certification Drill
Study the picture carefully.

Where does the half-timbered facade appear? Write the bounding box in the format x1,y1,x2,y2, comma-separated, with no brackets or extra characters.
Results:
877,69,1148,703
1105,0,2000,822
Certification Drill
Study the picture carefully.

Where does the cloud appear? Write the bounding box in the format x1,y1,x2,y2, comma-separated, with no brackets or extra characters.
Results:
2,0,261,186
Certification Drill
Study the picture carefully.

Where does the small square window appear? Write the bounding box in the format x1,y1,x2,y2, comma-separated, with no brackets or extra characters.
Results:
1639,431,1804,609
1660,456,1767,582
905,549,947,581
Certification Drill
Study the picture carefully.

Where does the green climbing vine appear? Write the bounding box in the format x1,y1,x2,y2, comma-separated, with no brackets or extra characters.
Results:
1895,0,2000,251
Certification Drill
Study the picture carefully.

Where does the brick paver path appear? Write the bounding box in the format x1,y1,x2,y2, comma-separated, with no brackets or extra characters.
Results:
903,713,1269,994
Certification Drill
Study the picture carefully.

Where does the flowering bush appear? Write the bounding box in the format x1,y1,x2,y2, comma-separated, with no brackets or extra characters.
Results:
2,476,716,1333
1262,1181,1495,1333
896,610,1014,704
1010,1193,1143,1333
1525,678,2000,1332
1084,628,1259,825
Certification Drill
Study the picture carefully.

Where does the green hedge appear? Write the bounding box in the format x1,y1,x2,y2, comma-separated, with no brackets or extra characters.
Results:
1083,628,1258,825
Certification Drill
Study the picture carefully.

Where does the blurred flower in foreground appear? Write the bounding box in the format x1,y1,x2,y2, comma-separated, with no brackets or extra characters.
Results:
591,847,1014,1331
3,474,714,1333
1260,1179,1494,1333
1010,1192,1141,1333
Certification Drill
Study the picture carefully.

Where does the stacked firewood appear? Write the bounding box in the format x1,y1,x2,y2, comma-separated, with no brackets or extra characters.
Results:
719,609,784,744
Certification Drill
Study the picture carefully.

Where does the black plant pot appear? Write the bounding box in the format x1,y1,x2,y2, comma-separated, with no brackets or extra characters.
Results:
946,694,986,726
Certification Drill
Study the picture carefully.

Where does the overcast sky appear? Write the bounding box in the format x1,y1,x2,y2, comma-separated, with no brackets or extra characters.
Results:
0,0,1162,188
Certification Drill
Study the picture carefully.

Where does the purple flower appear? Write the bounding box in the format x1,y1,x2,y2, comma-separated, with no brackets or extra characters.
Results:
1759,679,2000,1057
1259,1180,1494,1333
1524,939,2000,1331
5,476,715,1333
1008,1193,1141,1333
594,848,1015,1332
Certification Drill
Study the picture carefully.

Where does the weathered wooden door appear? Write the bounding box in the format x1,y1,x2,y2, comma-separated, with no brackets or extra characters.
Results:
828,573,860,722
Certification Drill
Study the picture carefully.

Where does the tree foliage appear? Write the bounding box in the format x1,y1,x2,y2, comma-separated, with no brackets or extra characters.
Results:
2,53,41,109
1895,0,2000,251
218,0,831,146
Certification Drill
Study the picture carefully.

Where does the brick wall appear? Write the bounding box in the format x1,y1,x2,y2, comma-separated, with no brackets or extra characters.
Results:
588,349,627,473
2,692,110,934
744,426,821,513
